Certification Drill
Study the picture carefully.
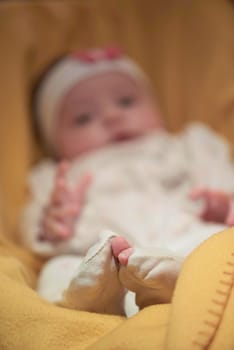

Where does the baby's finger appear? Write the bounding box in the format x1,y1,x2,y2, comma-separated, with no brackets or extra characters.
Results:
51,180,68,204
52,164,73,203
43,217,71,241
226,216,234,226
199,207,210,221
74,173,92,199
47,204,81,221
225,199,234,226
189,187,208,200
55,161,70,181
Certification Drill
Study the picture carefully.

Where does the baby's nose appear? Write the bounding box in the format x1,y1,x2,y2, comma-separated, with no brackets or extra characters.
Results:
103,106,122,126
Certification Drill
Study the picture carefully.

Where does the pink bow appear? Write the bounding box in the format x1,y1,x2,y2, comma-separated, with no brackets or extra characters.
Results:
71,46,123,63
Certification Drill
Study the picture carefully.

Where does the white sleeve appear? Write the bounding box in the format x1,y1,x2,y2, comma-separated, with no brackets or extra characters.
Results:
20,160,62,257
182,122,234,191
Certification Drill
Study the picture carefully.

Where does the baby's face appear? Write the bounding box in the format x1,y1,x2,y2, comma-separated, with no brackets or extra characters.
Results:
53,72,163,159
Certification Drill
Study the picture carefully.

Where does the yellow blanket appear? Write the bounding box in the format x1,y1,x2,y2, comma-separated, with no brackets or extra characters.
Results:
1,227,234,349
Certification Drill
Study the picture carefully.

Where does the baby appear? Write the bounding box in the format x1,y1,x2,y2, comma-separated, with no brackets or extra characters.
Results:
21,47,234,316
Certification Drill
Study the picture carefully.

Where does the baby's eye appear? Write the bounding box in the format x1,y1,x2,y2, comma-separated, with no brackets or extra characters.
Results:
117,96,136,107
73,113,93,126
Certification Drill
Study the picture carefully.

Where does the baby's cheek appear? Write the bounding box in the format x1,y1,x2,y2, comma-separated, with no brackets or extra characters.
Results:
74,128,109,154
135,107,160,131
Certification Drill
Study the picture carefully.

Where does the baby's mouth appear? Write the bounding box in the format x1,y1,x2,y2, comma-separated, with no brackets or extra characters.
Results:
113,132,135,143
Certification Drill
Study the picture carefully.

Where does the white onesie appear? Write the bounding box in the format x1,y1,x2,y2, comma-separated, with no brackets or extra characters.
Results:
21,123,234,316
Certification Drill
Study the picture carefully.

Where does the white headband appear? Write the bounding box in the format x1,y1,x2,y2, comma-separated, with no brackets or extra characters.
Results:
36,49,148,150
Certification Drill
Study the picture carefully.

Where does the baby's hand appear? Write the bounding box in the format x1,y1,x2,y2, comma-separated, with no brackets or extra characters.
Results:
39,161,92,242
190,187,231,224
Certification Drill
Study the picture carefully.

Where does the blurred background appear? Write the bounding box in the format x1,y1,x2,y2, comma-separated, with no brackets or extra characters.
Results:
0,0,234,238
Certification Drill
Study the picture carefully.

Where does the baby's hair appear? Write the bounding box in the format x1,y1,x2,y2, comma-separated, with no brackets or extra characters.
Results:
30,54,66,145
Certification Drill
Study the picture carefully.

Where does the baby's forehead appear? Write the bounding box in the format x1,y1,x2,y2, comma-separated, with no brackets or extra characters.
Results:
65,72,143,102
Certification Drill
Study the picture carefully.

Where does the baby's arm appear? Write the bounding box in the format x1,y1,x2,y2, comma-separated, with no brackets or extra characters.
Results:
190,188,234,225
39,161,91,242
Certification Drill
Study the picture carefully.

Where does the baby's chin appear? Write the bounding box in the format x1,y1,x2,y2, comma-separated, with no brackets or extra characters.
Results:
113,127,161,144
59,128,161,160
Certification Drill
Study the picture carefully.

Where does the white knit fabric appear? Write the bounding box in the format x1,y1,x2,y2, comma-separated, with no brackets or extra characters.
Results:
21,123,234,258
21,123,234,315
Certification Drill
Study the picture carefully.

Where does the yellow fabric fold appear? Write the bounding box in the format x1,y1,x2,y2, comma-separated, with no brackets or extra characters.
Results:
1,227,234,349
0,239,123,350
166,228,234,349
